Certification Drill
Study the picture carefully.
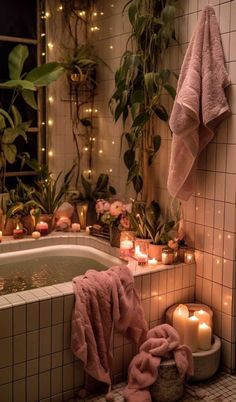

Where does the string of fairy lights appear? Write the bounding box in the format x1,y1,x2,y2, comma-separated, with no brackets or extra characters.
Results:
39,1,116,176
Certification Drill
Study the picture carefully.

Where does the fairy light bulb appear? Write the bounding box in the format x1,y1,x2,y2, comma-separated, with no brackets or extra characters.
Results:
91,26,100,31
100,12,104,15
41,147,45,152
84,147,88,151
88,169,92,174
79,11,86,16
48,96,54,103
45,12,50,18
98,149,103,154
48,150,53,157
48,119,53,126
41,33,46,37
58,5,63,11
109,168,113,173
42,52,46,56
48,42,54,49
42,122,45,126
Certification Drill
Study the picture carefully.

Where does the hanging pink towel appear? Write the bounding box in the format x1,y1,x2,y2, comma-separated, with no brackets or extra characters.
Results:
167,6,230,201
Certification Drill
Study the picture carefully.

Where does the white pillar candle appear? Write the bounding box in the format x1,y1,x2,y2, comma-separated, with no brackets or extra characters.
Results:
198,323,212,351
194,309,211,327
173,304,189,344
184,316,199,353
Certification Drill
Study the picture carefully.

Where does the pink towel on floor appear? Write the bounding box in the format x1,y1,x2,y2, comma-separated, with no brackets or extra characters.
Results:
71,265,147,401
167,5,230,201
123,324,193,402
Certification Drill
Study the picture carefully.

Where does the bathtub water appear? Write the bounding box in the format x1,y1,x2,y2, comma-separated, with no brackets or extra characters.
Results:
0,244,122,295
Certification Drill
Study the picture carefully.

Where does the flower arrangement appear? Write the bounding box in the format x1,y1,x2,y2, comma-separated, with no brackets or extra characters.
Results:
95,199,132,229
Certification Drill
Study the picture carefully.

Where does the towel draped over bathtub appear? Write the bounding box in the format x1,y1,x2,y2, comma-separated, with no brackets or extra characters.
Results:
71,265,147,401
123,324,194,402
167,5,231,201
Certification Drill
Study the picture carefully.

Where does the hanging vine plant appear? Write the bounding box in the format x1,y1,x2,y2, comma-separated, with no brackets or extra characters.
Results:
109,0,178,197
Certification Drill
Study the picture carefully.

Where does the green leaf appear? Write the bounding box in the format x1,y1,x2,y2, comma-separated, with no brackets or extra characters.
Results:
127,161,139,183
153,135,161,152
11,105,22,126
131,90,144,104
81,174,92,200
125,132,136,148
95,174,109,192
26,62,64,87
8,44,29,80
131,112,150,128
131,103,140,120
164,83,176,99
132,175,143,194
22,90,38,110
161,5,176,23
124,149,135,169
0,109,14,127
0,80,36,91
2,128,19,144
2,144,17,163
0,155,5,169
152,105,169,121
0,114,6,131
108,186,116,195
128,3,137,25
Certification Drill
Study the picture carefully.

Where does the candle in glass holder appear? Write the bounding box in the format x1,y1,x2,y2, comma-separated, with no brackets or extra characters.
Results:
120,231,135,258
71,223,80,232
161,247,174,265
173,304,189,343
184,249,195,264
13,224,24,239
184,315,199,352
148,257,158,266
198,323,212,350
36,221,48,236
32,231,41,239
135,240,148,265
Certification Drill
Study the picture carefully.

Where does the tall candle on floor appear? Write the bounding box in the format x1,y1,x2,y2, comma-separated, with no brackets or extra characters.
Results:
173,304,189,343
194,310,211,327
184,316,199,352
198,323,212,350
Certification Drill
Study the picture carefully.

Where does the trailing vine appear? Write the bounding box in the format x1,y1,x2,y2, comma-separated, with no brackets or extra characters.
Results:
109,0,178,197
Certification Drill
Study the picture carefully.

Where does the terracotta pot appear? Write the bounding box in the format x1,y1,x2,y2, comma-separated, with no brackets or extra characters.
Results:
21,215,35,235
148,243,166,261
109,226,121,248
3,218,15,236
40,214,55,233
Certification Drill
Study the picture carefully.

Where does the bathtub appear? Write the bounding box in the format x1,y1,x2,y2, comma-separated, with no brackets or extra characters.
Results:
0,234,195,401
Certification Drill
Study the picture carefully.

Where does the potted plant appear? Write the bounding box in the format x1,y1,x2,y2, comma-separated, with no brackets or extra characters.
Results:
129,200,176,260
21,160,75,232
96,199,132,247
71,173,116,229
109,0,178,196
0,44,64,196
5,179,39,235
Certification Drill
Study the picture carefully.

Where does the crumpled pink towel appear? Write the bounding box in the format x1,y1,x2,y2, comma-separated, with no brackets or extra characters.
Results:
123,324,193,402
167,6,230,201
71,265,147,401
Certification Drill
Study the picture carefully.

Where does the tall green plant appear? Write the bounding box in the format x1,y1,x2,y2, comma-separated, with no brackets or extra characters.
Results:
0,44,64,192
109,0,178,195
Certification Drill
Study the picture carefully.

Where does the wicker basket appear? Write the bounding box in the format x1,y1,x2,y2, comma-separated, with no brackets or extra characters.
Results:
150,359,184,402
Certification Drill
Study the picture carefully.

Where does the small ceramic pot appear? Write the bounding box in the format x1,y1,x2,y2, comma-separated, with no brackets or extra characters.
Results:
20,215,35,235
148,243,166,261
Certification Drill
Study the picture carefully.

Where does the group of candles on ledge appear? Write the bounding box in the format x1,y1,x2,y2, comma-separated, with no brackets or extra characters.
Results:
120,232,195,266
0,221,82,241
173,304,212,352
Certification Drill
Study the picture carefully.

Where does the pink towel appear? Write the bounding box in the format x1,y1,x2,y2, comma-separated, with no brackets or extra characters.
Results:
124,324,193,402
167,6,230,201
71,265,147,401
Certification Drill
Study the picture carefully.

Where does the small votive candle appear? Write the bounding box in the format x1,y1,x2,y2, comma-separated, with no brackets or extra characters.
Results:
161,247,174,265
184,249,195,264
148,258,158,266
71,223,80,232
134,240,148,265
0,230,2,242
32,231,41,239
36,221,48,236
198,323,212,351
86,226,92,234
13,224,24,239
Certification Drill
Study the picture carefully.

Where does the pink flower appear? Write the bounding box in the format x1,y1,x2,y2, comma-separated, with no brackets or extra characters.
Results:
110,201,123,216
168,240,178,250
103,201,110,212
96,200,105,214
120,216,130,229
124,203,132,214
